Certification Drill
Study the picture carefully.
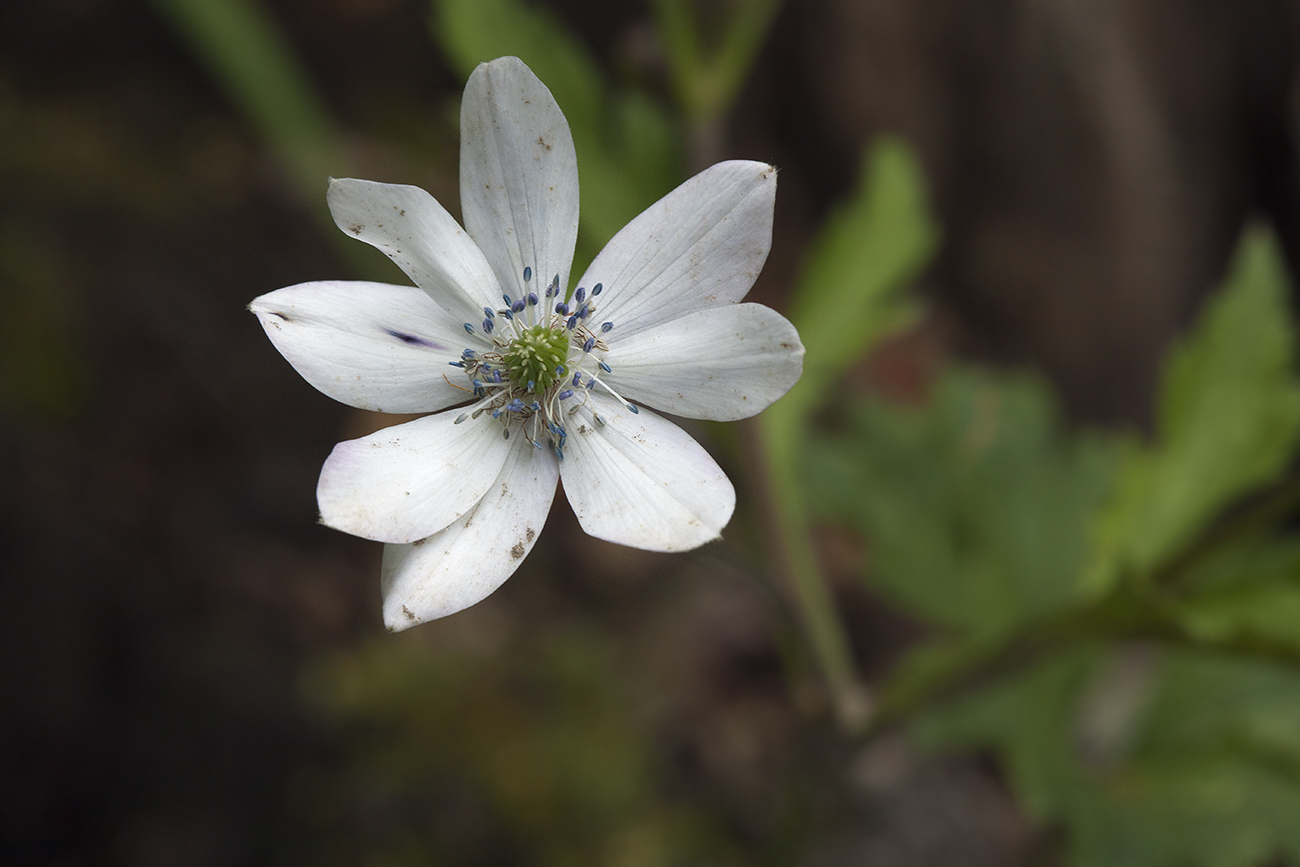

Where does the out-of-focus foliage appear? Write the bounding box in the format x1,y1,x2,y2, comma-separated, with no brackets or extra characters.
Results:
776,137,935,434
430,0,680,277
301,628,747,867
651,0,780,123
810,225,1300,867
0,223,89,419
917,647,1300,867
809,371,1115,638
1088,228,1300,593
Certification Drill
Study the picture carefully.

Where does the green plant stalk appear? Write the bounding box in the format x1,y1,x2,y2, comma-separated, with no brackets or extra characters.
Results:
865,545,1300,739
755,406,871,732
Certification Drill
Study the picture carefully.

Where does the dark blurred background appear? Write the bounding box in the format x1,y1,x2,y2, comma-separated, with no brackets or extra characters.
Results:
3,0,1299,864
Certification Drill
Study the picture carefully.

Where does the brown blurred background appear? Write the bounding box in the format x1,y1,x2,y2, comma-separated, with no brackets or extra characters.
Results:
2,0,1299,864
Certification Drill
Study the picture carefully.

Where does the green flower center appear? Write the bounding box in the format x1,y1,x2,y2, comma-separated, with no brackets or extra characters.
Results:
502,325,570,392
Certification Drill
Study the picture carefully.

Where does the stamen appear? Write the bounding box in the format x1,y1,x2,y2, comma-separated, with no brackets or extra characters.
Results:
523,266,532,283
455,413,468,424
592,283,603,296
575,286,586,303
601,322,614,333
463,323,475,334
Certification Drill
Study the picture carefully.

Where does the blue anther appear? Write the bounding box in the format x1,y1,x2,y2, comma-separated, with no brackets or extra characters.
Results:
472,379,483,389
558,390,574,400
528,292,538,306
599,360,612,373
482,318,493,333
449,361,464,368
578,304,590,319
511,299,525,314
492,408,503,418
555,365,566,376
502,309,514,321
503,294,512,305
572,372,582,386
462,348,477,358
492,371,503,383
555,447,564,461
463,323,475,334
566,314,578,330
601,322,614,333
555,302,569,315
530,401,541,412
523,267,532,282
533,440,543,449
583,336,595,353
526,381,535,392
628,404,640,414
575,287,586,303
455,413,468,424
592,283,603,296
483,307,495,319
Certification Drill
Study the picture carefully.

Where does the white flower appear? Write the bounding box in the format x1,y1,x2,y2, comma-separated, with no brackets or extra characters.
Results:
250,56,804,630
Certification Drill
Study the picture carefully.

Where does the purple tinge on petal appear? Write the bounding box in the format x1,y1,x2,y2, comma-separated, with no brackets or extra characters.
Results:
383,328,445,350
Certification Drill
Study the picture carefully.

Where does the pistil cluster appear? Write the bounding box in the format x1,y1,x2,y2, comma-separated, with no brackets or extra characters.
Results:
448,268,633,457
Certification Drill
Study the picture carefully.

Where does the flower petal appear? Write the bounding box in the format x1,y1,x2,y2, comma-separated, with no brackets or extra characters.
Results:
559,394,734,551
326,178,501,327
577,161,776,336
317,410,512,544
602,303,805,421
251,280,478,414
459,56,579,302
379,435,559,631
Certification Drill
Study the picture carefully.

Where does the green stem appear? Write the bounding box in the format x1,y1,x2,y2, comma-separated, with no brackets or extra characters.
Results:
750,417,871,731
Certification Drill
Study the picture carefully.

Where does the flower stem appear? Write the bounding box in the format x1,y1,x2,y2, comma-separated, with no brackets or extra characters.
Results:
749,416,872,731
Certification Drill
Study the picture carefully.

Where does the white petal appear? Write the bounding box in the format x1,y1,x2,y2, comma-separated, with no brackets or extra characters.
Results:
601,303,805,421
380,435,559,631
317,410,512,544
251,280,478,414
559,394,735,551
576,161,776,336
327,178,501,328
459,56,579,302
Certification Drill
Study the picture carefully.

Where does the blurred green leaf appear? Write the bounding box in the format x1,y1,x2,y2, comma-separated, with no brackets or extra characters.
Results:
1166,538,1300,653
1088,226,1300,592
809,370,1115,638
652,0,780,123
430,0,680,277
916,646,1300,867
785,137,935,412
